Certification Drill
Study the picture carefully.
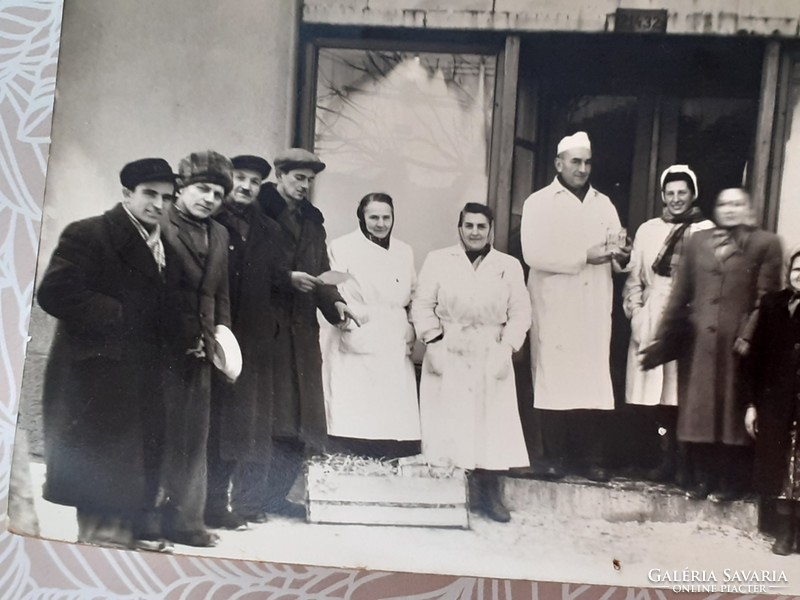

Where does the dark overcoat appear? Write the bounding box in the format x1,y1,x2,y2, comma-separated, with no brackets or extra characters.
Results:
651,227,782,445
213,202,290,463
258,184,343,449
747,289,800,496
37,203,172,517
160,202,231,359
158,202,231,530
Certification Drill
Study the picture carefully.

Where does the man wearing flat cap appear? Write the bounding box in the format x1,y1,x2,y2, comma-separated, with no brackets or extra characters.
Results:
520,132,630,482
158,150,233,546
205,154,292,528
37,158,177,550
256,147,357,518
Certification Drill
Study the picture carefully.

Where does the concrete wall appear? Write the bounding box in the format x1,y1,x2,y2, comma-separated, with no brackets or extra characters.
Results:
303,0,800,36
21,0,300,455
38,0,299,278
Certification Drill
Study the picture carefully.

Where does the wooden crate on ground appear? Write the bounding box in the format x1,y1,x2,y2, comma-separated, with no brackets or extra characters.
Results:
306,456,469,529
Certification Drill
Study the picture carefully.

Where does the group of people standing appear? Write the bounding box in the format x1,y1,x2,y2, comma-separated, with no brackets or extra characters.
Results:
35,130,800,556
520,131,796,555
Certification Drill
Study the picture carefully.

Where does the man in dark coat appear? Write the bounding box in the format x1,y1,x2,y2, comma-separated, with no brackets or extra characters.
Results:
205,154,290,528
38,158,177,549
257,147,357,518
159,150,233,547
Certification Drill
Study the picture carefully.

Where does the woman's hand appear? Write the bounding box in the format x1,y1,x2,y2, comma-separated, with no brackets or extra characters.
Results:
424,337,445,375
489,341,513,380
744,405,758,439
733,337,751,357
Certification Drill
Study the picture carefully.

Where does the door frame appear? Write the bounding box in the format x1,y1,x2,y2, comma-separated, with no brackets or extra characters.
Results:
296,31,517,250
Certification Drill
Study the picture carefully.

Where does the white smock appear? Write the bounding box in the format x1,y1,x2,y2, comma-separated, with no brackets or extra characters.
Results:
322,229,420,440
622,217,714,406
521,178,622,411
411,245,530,470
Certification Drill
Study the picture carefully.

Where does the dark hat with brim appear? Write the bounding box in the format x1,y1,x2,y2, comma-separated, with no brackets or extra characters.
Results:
177,150,234,196
273,148,326,174
232,155,271,179
120,158,177,190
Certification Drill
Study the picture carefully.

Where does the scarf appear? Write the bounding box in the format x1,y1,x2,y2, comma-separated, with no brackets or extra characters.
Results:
359,220,391,249
651,206,705,277
122,204,165,273
710,224,753,263
465,244,491,265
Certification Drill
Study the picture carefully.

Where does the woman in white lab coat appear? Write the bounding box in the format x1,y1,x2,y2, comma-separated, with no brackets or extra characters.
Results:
322,193,420,455
411,203,531,522
623,165,714,482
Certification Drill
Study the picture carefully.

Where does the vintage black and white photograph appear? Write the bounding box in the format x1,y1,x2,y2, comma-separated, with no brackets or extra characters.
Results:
7,0,800,592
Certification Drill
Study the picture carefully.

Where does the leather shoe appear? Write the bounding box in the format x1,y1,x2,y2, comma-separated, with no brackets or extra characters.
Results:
205,510,247,530
540,464,565,481
685,482,709,500
772,531,794,556
585,467,610,482
237,509,269,524
707,489,743,503
165,528,219,547
269,501,307,520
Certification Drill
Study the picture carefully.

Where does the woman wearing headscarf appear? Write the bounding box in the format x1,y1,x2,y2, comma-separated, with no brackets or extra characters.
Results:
623,165,714,482
641,188,782,501
411,202,530,522
322,193,420,456
745,244,800,555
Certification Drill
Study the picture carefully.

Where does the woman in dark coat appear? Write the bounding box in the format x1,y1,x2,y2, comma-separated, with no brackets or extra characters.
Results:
746,245,800,555
642,187,782,501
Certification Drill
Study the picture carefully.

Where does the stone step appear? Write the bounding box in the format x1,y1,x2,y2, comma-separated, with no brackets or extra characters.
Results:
502,475,758,531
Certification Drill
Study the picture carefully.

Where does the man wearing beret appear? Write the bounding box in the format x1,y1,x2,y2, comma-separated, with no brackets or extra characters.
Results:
205,154,291,528
521,132,630,482
37,158,177,550
158,150,233,546
257,147,357,518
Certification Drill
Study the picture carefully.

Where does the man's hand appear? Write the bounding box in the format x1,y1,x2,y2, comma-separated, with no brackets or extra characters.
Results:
334,301,361,329
587,242,613,265
611,241,632,264
744,405,758,439
291,271,321,293
733,337,751,357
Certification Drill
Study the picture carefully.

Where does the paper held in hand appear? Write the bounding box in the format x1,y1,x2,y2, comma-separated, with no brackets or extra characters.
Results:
318,270,354,285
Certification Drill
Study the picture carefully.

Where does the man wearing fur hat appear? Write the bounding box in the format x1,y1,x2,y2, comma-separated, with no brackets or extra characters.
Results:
520,132,630,482
205,154,291,528
158,150,233,546
256,148,357,519
37,158,177,550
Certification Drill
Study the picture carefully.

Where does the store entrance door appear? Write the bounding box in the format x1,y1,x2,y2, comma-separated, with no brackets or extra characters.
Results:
512,33,764,470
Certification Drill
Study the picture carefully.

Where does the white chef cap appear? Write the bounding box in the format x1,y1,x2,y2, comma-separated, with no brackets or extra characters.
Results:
660,164,699,198
557,131,591,155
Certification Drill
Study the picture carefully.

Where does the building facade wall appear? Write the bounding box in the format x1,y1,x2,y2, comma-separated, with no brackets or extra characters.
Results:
303,0,800,36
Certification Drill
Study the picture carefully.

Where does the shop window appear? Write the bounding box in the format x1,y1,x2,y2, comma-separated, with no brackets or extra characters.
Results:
312,48,496,269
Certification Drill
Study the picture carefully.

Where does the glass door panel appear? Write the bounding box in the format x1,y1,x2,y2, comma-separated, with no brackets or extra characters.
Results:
313,48,496,271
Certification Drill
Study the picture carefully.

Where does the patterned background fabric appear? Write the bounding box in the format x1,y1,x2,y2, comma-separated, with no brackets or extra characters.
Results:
0,1,777,598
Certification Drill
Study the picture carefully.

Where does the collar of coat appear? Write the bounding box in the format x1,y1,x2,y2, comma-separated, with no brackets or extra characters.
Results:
550,176,601,201
257,182,325,226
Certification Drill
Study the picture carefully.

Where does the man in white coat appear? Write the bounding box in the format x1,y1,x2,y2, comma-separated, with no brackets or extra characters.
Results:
520,132,629,481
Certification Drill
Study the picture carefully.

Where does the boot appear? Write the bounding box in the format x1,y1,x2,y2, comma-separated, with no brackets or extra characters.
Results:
481,472,511,523
772,502,796,556
674,442,690,488
772,513,795,556
647,428,676,483
468,472,483,514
